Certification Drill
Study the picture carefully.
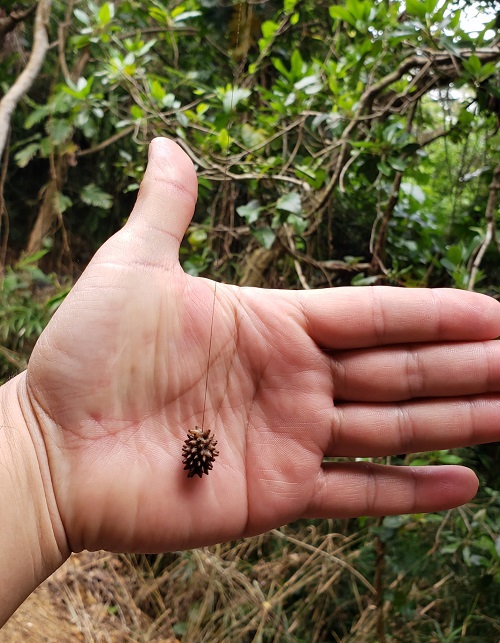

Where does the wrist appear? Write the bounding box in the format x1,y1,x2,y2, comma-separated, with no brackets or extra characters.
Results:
0,373,69,626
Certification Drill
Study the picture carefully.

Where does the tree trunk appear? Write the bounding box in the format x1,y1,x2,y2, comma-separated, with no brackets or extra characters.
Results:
25,154,68,257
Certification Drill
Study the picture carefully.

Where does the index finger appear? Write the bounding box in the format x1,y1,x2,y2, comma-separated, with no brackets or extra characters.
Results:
300,287,500,349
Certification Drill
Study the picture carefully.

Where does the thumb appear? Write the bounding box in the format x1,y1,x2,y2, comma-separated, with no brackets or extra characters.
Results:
126,137,198,251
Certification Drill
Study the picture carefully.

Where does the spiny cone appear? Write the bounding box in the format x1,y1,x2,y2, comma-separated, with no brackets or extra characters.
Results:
182,426,219,478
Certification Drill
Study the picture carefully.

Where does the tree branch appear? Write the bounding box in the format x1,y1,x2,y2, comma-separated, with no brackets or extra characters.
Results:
309,46,500,217
370,101,417,270
0,0,52,160
76,125,136,158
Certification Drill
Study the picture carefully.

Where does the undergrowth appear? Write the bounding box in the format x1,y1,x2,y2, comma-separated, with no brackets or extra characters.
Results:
0,253,69,382
117,505,499,642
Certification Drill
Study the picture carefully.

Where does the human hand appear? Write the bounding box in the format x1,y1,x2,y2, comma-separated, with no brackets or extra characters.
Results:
20,138,500,557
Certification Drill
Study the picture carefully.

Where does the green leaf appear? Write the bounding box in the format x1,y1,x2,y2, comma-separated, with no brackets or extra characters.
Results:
382,515,407,529
438,35,463,58
252,227,276,249
70,34,91,49
388,157,407,171
425,0,439,15
276,191,302,214
351,274,379,286
196,103,209,117
172,11,202,23
237,200,263,224
39,137,52,157
347,0,367,22
57,192,73,214
294,74,323,94
287,213,307,234
405,0,428,20
182,257,207,277
477,62,497,81
446,244,463,265
74,8,90,25
15,143,39,168
98,3,114,26
377,160,392,176
290,49,304,79
240,123,267,148
130,105,144,120
16,248,50,267
261,20,280,40
272,57,292,81
259,20,280,50
80,184,113,209
463,54,482,76
188,229,207,248
438,454,462,464
221,86,251,113
388,24,421,40
150,79,166,102
329,5,356,27
62,76,94,100
217,128,231,152
284,0,299,13
383,122,403,144
25,105,50,129
400,182,426,204
48,119,73,145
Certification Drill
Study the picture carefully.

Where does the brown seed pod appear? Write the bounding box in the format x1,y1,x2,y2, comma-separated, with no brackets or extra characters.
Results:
182,426,219,478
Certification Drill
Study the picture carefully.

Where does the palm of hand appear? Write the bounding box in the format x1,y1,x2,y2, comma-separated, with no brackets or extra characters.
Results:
26,237,332,553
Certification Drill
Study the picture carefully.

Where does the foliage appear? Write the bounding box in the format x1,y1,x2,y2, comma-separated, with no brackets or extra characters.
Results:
0,253,69,381
1,0,498,285
0,0,499,639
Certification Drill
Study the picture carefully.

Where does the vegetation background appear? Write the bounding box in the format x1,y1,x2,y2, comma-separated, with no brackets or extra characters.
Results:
0,0,499,640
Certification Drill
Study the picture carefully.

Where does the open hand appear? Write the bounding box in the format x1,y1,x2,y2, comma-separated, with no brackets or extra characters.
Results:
22,138,500,555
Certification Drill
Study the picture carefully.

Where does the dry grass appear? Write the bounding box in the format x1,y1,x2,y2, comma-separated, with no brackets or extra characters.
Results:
3,515,499,642
3,525,376,642
128,525,376,642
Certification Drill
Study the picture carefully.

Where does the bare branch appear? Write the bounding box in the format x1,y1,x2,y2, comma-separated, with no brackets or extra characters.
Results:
0,0,52,159
76,125,136,158
417,127,449,147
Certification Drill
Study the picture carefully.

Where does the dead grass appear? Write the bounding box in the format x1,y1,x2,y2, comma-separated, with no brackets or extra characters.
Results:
3,516,499,642
3,525,375,642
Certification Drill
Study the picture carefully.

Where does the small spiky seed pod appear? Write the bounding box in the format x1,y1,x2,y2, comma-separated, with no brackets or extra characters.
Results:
182,426,219,478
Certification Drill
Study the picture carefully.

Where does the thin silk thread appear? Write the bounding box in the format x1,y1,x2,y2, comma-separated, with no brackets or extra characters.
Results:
200,4,243,430
201,281,217,430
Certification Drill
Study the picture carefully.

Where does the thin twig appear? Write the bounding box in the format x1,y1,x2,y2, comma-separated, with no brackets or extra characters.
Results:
468,164,500,290
283,224,310,290
76,125,135,157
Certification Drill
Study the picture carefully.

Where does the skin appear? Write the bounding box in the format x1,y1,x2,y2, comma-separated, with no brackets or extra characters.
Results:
2,137,500,624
